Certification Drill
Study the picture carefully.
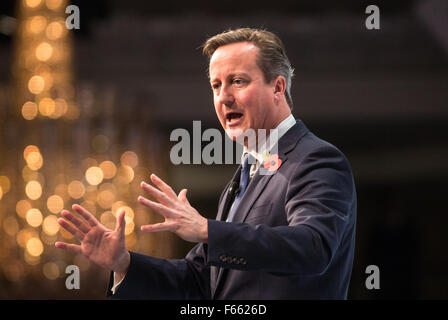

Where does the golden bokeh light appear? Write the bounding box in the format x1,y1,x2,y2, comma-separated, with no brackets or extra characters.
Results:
116,165,134,184
43,262,60,280
25,180,42,200
0,176,11,193
40,230,57,245
121,151,139,168
115,205,135,220
35,42,53,61
24,145,40,159
24,250,41,265
0,186,3,200
96,183,117,209
21,101,38,120
3,216,19,236
42,215,59,235
113,205,135,235
38,97,55,116
27,15,47,34
67,180,85,199
45,0,63,10
125,232,137,249
85,166,104,186
17,228,39,248
100,211,116,230
26,151,43,170
16,199,32,218
26,208,43,227
40,71,53,89
97,190,116,210
125,220,135,236
51,98,68,118
46,20,65,40
28,75,45,94
26,237,44,257
99,160,117,179
111,201,127,215
47,194,64,213
25,0,43,9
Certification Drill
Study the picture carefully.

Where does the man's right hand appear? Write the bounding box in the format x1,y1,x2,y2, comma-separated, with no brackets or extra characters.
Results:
55,204,130,276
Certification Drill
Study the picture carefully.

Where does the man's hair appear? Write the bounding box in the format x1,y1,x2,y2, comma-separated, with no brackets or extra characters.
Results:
202,28,295,109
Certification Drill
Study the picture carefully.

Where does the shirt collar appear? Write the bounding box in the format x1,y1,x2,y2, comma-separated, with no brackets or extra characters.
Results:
241,114,296,166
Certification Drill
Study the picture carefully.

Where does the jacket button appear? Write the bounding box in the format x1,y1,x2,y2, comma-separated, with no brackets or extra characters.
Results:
239,258,246,265
232,257,238,264
219,255,226,262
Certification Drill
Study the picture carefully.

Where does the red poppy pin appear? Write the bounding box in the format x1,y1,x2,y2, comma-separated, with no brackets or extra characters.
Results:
263,153,282,172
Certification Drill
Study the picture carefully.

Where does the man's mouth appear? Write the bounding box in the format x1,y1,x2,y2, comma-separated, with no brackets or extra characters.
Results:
225,112,243,125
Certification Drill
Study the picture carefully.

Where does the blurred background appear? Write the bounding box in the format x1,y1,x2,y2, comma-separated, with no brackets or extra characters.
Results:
0,0,447,299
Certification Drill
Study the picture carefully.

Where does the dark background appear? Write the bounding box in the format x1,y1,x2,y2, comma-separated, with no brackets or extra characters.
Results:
0,0,447,299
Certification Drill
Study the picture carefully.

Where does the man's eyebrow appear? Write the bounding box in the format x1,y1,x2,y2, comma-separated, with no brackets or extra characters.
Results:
210,73,249,83
228,72,249,78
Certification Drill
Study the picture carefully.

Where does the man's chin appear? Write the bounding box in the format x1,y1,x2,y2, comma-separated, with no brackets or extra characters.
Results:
225,127,244,141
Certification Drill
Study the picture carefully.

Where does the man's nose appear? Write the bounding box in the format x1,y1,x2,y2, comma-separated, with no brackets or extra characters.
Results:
217,84,235,106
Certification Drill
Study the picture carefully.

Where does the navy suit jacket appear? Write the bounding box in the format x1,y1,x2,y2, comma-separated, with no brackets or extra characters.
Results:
107,120,357,299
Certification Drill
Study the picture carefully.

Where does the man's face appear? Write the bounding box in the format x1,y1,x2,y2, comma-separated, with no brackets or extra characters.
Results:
209,42,277,141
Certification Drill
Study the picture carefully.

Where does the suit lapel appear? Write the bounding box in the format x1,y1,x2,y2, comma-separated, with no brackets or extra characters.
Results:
216,166,242,221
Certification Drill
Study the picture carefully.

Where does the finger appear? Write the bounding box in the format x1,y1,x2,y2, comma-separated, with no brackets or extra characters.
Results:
138,196,175,218
178,189,191,206
61,210,90,234
115,209,126,235
57,218,84,242
141,181,176,207
72,204,99,227
141,222,176,233
150,174,178,200
55,241,82,255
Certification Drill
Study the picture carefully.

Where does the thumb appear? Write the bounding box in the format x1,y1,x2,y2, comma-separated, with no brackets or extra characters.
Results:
115,209,126,235
178,189,191,205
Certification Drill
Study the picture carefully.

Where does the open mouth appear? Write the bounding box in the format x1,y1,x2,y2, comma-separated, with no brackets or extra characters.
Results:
226,112,243,125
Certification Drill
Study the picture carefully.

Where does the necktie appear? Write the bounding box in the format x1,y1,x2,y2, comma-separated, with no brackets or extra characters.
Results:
226,153,254,222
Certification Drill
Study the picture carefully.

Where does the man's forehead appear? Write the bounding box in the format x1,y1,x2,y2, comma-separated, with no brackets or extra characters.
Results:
209,42,259,79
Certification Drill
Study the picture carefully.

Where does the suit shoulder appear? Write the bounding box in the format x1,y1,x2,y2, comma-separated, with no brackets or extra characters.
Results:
293,131,348,161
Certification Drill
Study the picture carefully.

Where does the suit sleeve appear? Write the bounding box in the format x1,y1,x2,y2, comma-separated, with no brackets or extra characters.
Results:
107,243,211,299
206,145,357,276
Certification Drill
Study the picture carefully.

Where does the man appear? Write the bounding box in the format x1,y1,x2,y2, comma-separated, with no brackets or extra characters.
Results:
55,28,357,299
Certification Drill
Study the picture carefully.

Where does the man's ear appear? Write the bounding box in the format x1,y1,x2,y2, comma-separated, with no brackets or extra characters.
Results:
273,76,286,103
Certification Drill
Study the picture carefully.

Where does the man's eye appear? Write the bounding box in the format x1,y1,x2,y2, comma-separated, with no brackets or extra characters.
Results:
212,83,220,90
233,79,245,86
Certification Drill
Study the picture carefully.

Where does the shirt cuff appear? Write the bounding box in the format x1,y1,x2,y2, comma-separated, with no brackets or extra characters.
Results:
111,272,126,294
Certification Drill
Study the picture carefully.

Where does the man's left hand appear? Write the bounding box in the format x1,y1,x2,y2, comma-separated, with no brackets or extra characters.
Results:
138,174,208,243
